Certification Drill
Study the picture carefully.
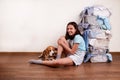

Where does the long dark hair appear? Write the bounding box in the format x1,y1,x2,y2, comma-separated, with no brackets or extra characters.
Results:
65,22,81,40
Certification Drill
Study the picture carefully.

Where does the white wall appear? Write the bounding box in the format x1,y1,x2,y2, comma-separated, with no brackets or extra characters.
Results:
0,0,119,52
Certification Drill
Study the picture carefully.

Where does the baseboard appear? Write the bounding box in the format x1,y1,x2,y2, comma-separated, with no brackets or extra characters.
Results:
0,52,41,56
0,52,40,54
0,52,120,55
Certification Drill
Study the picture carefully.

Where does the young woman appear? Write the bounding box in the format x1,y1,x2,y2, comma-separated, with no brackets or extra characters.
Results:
29,22,86,67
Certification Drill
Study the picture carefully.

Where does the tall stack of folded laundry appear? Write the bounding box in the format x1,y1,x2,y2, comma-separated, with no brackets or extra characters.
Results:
78,5,112,63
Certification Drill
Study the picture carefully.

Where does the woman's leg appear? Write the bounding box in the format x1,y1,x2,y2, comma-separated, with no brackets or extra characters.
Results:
56,45,63,59
29,57,74,67
58,36,69,46
56,36,69,59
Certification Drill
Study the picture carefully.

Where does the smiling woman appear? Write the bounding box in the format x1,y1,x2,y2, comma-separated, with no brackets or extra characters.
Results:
29,22,86,67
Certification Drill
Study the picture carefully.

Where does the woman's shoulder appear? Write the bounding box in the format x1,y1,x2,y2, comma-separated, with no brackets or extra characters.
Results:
75,34,85,41
75,34,82,38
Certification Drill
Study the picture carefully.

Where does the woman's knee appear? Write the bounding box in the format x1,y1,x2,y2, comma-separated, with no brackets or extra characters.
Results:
60,36,66,41
57,36,65,44
57,36,65,41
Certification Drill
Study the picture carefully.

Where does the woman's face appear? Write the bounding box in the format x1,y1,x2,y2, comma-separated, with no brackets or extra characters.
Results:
67,25,76,36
